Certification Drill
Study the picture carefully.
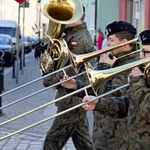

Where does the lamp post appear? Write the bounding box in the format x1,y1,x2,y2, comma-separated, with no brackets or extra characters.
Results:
20,0,29,69
94,0,97,46
38,0,41,42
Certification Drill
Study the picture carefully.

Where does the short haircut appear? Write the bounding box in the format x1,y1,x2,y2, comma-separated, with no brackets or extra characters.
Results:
115,31,137,49
115,31,136,41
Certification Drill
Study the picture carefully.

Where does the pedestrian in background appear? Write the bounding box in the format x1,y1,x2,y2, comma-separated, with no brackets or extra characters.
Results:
96,28,104,63
97,28,104,50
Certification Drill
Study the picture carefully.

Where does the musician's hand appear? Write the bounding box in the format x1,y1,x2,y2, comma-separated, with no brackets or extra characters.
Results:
100,54,117,66
34,42,47,59
128,67,144,82
61,75,77,89
82,95,98,111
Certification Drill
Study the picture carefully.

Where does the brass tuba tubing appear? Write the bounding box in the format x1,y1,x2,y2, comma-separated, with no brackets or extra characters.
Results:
0,84,129,141
39,0,83,73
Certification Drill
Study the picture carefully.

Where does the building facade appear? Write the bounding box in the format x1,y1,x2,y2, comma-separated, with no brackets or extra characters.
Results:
0,0,47,37
120,0,150,34
0,0,149,39
81,0,150,40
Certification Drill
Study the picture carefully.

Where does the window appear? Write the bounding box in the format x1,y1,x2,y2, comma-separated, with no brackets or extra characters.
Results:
127,0,145,34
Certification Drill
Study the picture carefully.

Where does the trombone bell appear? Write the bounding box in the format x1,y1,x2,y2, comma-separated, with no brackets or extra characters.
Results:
69,38,138,74
85,57,150,95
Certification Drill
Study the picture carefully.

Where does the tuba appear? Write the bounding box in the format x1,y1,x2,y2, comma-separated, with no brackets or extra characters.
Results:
39,0,83,73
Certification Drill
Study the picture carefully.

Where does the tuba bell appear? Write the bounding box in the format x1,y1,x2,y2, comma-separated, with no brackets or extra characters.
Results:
39,0,83,74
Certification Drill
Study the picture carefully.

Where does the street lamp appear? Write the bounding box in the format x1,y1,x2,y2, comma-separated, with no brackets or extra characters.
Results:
94,0,97,46
38,0,41,42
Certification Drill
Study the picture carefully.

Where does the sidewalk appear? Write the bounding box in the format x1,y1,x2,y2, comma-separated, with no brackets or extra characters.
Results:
0,127,75,150
0,51,76,150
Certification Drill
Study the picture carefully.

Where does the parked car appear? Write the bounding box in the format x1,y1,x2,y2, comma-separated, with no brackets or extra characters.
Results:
0,34,15,67
22,35,32,54
31,36,40,49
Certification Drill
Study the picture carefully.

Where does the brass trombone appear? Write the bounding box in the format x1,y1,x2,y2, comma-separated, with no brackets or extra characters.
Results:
0,71,85,109
69,38,138,73
115,48,141,60
0,57,149,141
0,39,139,98
85,57,150,95
0,84,128,141
0,47,141,109
0,0,142,142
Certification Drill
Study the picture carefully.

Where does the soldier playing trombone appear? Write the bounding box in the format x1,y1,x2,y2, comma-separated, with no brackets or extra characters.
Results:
82,30,150,150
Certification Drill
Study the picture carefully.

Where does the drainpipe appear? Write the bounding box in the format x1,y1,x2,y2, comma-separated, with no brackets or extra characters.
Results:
94,0,97,46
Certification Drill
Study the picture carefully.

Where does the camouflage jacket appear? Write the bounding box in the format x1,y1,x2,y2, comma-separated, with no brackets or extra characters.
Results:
118,76,150,150
92,51,139,150
41,22,95,113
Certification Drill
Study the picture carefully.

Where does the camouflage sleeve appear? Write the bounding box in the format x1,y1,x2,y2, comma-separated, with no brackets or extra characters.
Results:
97,62,111,70
129,76,150,123
94,96,129,118
42,70,64,87
42,63,77,87
93,71,130,118
38,49,65,87
41,58,75,87
67,32,96,94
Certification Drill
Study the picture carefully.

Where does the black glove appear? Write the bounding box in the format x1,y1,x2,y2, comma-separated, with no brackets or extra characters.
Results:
34,42,48,59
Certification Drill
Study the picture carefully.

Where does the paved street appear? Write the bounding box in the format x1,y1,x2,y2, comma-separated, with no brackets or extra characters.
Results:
0,50,93,150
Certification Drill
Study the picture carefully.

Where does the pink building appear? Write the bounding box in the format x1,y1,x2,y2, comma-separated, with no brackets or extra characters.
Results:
120,0,150,31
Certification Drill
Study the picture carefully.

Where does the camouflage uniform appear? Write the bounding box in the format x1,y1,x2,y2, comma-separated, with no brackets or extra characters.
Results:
42,22,96,150
119,76,150,150
92,51,138,150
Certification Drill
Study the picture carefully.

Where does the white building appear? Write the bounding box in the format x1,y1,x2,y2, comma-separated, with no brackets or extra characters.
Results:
0,0,47,37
